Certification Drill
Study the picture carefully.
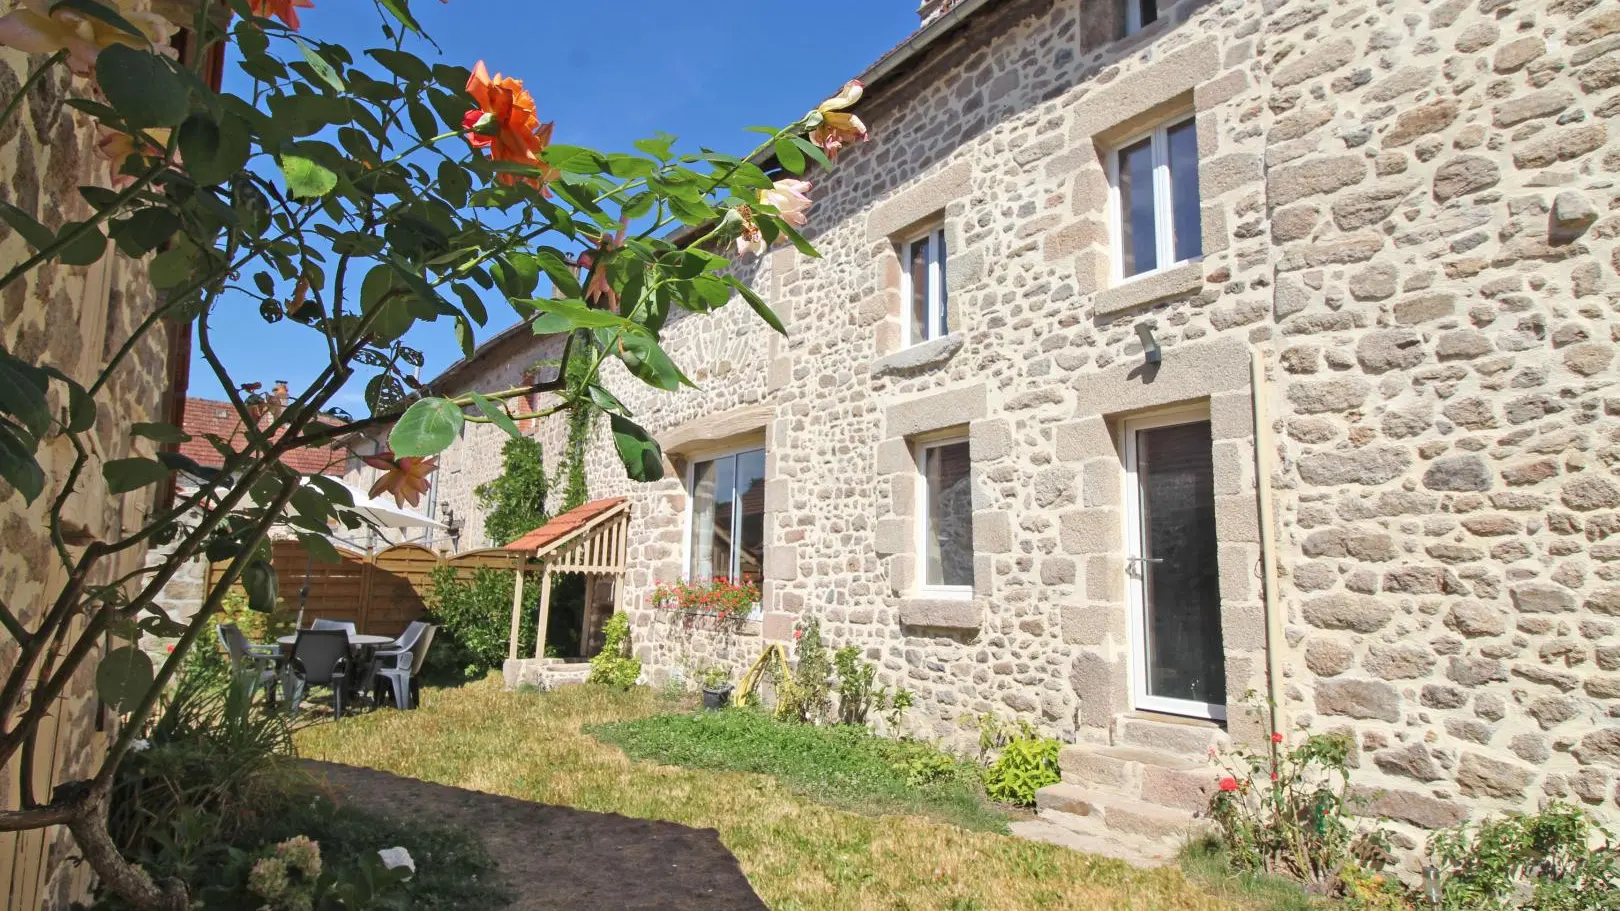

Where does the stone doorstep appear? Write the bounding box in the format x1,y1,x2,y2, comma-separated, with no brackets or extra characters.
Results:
1035,782,1208,843
1008,817,1178,869
1114,713,1231,756
1058,744,1218,812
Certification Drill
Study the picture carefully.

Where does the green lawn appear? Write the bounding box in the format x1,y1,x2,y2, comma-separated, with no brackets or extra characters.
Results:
295,677,1261,910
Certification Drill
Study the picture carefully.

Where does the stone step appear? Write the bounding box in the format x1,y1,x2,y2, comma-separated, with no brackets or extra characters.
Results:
1057,744,1219,812
1007,818,1176,869
1034,782,1206,843
1114,714,1229,757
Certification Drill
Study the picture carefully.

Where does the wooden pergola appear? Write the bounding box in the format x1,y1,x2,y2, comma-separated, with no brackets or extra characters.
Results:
503,497,630,660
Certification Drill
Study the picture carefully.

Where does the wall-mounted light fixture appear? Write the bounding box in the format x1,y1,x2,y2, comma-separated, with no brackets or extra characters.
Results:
1135,323,1162,364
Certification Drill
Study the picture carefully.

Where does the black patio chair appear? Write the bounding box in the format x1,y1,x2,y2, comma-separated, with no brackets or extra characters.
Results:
282,629,352,719
310,617,358,637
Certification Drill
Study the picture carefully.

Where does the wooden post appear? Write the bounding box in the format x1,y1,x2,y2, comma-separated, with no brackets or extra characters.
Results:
507,565,526,661
534,566,554,659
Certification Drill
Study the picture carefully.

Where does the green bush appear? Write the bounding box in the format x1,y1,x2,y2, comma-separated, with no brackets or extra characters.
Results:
588,612,641,688
591,707,1004,833
982,725,1061,807
425,565,531,678
775,617,832,724
1429,801,1620,910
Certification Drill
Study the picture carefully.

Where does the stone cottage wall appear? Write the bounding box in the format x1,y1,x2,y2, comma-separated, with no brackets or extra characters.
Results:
0,31,182,909
432,0,1620,855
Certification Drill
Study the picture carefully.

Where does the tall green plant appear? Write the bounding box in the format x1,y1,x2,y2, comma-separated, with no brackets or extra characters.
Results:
0,0,867,903
1429,802,1620,910
424,565,529,676
587,612,640,689
475,437,550,546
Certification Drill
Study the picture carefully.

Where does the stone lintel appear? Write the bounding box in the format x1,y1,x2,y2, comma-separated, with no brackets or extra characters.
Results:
1072,38,1220,141
1071,338,1252,419
867,161,972,242
657,402,774,458
885,383,988,438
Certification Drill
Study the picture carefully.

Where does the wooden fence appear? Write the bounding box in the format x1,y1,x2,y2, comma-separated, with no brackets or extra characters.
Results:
210,540,523,636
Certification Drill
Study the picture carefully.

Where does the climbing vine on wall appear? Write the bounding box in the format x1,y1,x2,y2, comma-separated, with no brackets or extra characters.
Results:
554,332,595,513
476,437,550,546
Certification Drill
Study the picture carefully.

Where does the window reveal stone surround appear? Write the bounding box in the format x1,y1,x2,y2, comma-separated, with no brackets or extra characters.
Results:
865,161,973,361
1051,337,1267,744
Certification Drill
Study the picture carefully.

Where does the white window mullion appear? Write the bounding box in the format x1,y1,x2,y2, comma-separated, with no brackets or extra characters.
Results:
728,465,741,580
1151,127,1175,272
927,232,942,340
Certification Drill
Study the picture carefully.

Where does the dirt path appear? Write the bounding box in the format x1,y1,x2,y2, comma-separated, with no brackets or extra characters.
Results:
302,760,766,910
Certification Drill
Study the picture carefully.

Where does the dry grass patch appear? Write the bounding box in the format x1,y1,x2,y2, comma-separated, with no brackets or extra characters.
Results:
296,678,1245,910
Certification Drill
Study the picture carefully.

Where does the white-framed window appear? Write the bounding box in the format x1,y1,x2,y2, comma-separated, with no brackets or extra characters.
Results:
915,437,974,597
900,227,949,347
1106,114,1201,283
1125,0,1159,34
685,446,766,616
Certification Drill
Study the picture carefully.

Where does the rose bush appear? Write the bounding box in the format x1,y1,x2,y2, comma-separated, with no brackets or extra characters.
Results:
0,1,868,907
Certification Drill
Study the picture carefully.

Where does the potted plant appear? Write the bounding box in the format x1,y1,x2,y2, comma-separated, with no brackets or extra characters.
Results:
700,666,733,710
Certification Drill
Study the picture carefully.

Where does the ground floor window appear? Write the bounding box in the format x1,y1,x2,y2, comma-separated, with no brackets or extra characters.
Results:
688,448,766,591
917,438,974,595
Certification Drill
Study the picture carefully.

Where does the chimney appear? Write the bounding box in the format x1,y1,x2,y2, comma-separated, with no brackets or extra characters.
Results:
271,380,290,405
919,0,952,25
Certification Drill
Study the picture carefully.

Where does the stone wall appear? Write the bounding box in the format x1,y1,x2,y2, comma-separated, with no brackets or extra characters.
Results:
0,29,181,909
429,0,1620,859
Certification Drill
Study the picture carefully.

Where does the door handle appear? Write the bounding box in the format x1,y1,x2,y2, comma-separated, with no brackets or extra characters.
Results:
1125,557,1164,564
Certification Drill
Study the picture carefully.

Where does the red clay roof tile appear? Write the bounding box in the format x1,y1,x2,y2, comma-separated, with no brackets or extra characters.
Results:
178,397,346,476
503,497,628,553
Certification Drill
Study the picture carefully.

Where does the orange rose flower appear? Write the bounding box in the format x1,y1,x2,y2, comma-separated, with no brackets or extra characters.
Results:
363,451,438,508
248,0,315,30
463,60,556,191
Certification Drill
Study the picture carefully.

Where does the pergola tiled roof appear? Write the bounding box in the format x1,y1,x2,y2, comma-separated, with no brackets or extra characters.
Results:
501,497,630,661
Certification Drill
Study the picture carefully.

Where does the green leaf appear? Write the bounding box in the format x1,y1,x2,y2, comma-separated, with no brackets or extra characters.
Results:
55,221,107,266
131,421,189,443
776,220,822,259
452,283,487,326
789,134,834,171
377,0,424,36
542,145,608,174
278,153,338,199
242,559,279,613
0,354,50,438
0,422,45,503
453,313,475,358
297,531,341,563
610,413,663,482
406,98,438,141
633,133,676,161
359,264,414,343
295,38,345,91
189,112,252,186
773,137,806,174
96,44,189,129
367,48,432,83
102,456,170,494
38,365,95,433
307,474,355,508
51,0,145,39
148,245,193,289
95,646,153,713
523,298,641,334
468,390,522,440
110,207,181,257
389,397,464,457
613,331,689,391
437,160,470,208
605,154,655,179
728,277,786,335
0,203,55,251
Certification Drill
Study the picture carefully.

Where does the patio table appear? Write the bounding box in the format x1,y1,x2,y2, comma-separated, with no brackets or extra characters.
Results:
277,633,396,705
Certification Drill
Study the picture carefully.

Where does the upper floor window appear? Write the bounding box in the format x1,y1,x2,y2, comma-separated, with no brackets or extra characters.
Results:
688,447,766,588
902,227,949,346
1125,0,1158,34
917,437,973,595
1107,114,1201,282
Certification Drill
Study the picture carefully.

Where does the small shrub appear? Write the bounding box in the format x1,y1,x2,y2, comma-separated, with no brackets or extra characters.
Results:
774,617,832,724
1429,800,1620,910
1209,729,1393,898
426,565,530,678
875,737,968,789
982,724,1060,807
588,612,641,688
833,645,911,728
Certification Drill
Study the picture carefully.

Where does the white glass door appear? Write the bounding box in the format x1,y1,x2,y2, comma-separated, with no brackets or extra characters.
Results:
1123,413,1227,721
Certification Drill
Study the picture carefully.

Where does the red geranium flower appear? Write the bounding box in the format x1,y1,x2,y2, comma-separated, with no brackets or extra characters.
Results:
1272,732,1284,744
1218,777,1239,792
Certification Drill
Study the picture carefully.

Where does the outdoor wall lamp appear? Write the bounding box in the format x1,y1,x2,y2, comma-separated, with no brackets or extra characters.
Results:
1135,323,1162,364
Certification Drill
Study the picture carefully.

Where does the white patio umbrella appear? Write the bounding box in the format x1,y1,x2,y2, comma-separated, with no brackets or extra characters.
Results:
293,479,448,628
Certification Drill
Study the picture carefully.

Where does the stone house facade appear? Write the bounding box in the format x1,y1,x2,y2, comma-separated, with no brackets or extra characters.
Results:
427,0,1620,864
0,17,199,907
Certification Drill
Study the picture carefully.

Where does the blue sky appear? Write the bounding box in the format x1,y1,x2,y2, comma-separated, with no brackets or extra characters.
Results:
188,0,920,409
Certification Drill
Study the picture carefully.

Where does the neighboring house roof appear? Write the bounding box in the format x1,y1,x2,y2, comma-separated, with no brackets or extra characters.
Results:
179,397,346,476
503,496,628,555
